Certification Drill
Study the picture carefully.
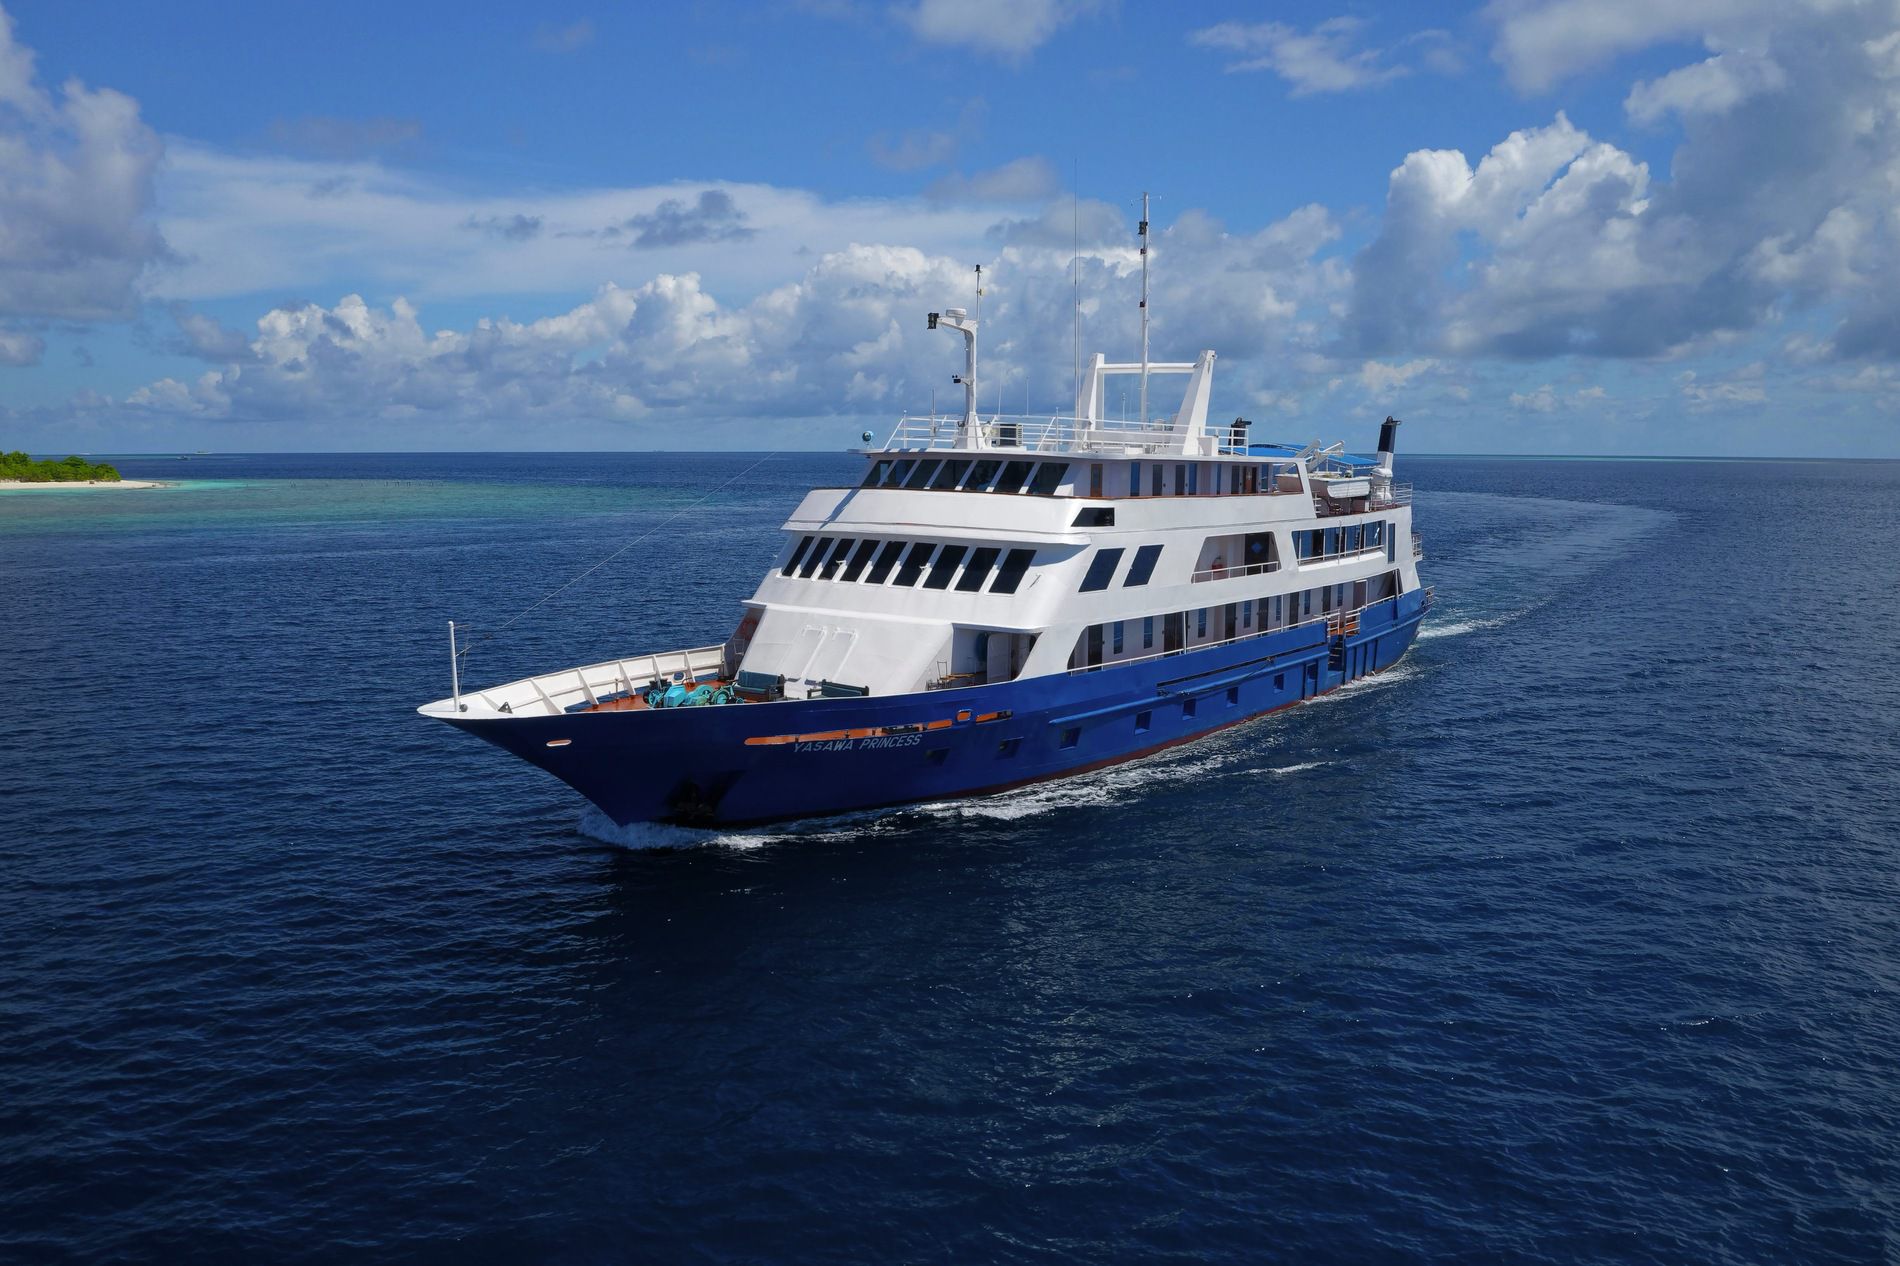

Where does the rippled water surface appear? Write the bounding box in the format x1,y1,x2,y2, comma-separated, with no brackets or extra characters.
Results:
4,453,1898,1263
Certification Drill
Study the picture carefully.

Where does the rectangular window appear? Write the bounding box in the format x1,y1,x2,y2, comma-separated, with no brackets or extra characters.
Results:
1229,467,1242,494
841,538,879,582
1226,686,1240,706
1072,507,1115,527
963,459,1001,491
1027,462,1069,495
931,458,972,490
1135,710,1152,733
1243,599,1253,629
1060,726,1081,750
894,541,935,586
1089,463,1104,497
923,544,967,589
1275,672,1286,690
862,460,890,487
886,458,915,487
904,458,942,489
798,538,831,578
991,548,1036,594
1174,464,1187,496
1143,616,1154,649
1196,607,1208,638
1183,697,1197,719
1130,463,1141,496
1112,621,1125,654
955,546,1001,592
819,537,855,580
998,738,1021,757
993,460,1034,495
1124,543,1163,587
1079,547,1125,592
781,535,814,577
1151,465,1164,496
867,540,905,584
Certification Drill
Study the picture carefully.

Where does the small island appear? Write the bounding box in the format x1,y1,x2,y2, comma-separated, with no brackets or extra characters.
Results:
0,449,165,490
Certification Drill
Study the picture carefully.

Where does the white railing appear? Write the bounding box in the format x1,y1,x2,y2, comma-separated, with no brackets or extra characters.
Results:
1297,541,1390,567
1191,560,1280,583
882,413,1294,457
1313,482,1412,515
1412,533,1424,560
455,644,727,718
1066,591,1416,677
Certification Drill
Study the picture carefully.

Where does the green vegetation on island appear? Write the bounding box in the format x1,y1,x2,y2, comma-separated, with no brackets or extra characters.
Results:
1,450,122,483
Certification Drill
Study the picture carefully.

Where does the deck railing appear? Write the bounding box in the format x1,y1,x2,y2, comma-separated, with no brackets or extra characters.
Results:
1191,560,1281,584
455,644,728,718
1065,590,1417,677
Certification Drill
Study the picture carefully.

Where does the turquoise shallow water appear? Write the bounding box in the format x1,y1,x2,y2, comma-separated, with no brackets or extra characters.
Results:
2,452,1898,1263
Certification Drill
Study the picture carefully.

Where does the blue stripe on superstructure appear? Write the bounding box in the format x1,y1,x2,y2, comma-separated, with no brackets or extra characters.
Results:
450,588,1430,827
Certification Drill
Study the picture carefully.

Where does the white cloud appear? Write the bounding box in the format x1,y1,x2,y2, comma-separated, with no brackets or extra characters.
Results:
1359,358,1439,397
1509,384,1558,412
1188,17,1410,95
1484,0,1794,93
0,326,42,365
1678,365,1768,408
899,0,1100,61
1625,50,1788,124
0,5,165,325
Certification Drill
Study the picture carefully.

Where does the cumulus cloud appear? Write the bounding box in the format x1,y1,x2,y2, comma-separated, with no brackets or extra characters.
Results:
0,5,165,327
1188,17,1412,95
900,0,1101,61
1624,49,1788,124
1484,0,1793,93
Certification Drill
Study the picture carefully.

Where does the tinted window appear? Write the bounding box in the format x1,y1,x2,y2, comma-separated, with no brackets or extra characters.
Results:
798,538,831,578
841,538,879,582
924,544,967,589
894,541,935,586
993,461,1034,494
931,459,971,490
862,460,889,488
1124,544,1163,586
781,536,813,577
991,548,1035,594
956,546,1000,592
963,459,1001,491
867,540,905,584
1027,462,1069,495
904,459,942,489
1071,507,1115,527
886,458,915,488
819,538,854,580
1079,547,1125,592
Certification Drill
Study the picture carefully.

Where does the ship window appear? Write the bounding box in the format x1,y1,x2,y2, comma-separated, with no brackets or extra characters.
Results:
867,540,906,584
1243,599,1254,629
862,460,890,488
1229,467,1242,494
1187,464,1199,495
781,535,814,577
926,747,949,765
1112,621,1124,654
1227,686,1240,706
955,546,1000,592
1079,548,1124,592
799,538,831,578
1183,697,1197,719
1060,727,1081,750
1151,465,1163,496
894,541,935,587
904,458,943,489
1143,616,1154,649
819,537,855,580
993,460,1034,495
1130,463,1141,496
1124,544,1162,587
931,459,971,490
1196,607,1208,638
963,459,1002,491
1072,507,1114,527
1089,463,1104,497
1275,673,1286,690
924,544,967,589
1135,710,1152,733
991,548,1036,594
886,458,916,488
841,538,879,582
1027,462,1069,495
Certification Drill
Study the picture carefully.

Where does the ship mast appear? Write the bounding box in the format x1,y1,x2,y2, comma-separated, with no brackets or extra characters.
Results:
1138,191,1150,426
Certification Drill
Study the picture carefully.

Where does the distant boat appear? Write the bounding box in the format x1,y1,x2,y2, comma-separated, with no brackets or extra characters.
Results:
420,205,1430,828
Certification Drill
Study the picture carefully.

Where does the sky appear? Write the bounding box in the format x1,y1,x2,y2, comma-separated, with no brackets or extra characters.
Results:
3,0,1899,456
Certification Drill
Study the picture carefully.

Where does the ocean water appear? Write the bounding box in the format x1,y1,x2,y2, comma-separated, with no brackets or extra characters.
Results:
3,452,1898,1264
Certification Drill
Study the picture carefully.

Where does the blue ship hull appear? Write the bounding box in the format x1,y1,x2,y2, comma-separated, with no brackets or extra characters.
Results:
449,589,1429,828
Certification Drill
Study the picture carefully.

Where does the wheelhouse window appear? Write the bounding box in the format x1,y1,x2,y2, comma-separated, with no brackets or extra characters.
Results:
963,459,1002,491
1079,547,1125,592
867,540,905,584
924,544,967,590
931,459,972,490
902,459,941,490
886,458,916,488
993,460,1034,495
894,542,935,587
1027,462,1069,495
819,537,855,580
862,460,890,488
841,538,879,582
956,546,1001,592
991,548,1035,594
798,538,831,578
1124,544,1163,587
781,535,814,576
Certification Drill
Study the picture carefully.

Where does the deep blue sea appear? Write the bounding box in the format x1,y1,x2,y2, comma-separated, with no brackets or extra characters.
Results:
3,452,1898,1264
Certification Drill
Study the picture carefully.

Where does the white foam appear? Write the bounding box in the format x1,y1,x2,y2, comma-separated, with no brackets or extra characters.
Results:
1266,760,1330,776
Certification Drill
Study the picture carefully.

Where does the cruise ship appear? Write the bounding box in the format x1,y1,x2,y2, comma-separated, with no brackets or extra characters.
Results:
419,245,1431,827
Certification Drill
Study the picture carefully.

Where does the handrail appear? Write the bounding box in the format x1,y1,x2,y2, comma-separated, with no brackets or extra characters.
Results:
1066,589,1419,676
1191,560,1280,583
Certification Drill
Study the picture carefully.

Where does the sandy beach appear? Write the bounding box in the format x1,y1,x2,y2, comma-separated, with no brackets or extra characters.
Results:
0,479,169,491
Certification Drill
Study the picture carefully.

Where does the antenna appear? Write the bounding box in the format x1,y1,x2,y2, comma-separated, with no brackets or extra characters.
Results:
973,264,983,419
1072,165,1080,419
1138,191,1150,426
